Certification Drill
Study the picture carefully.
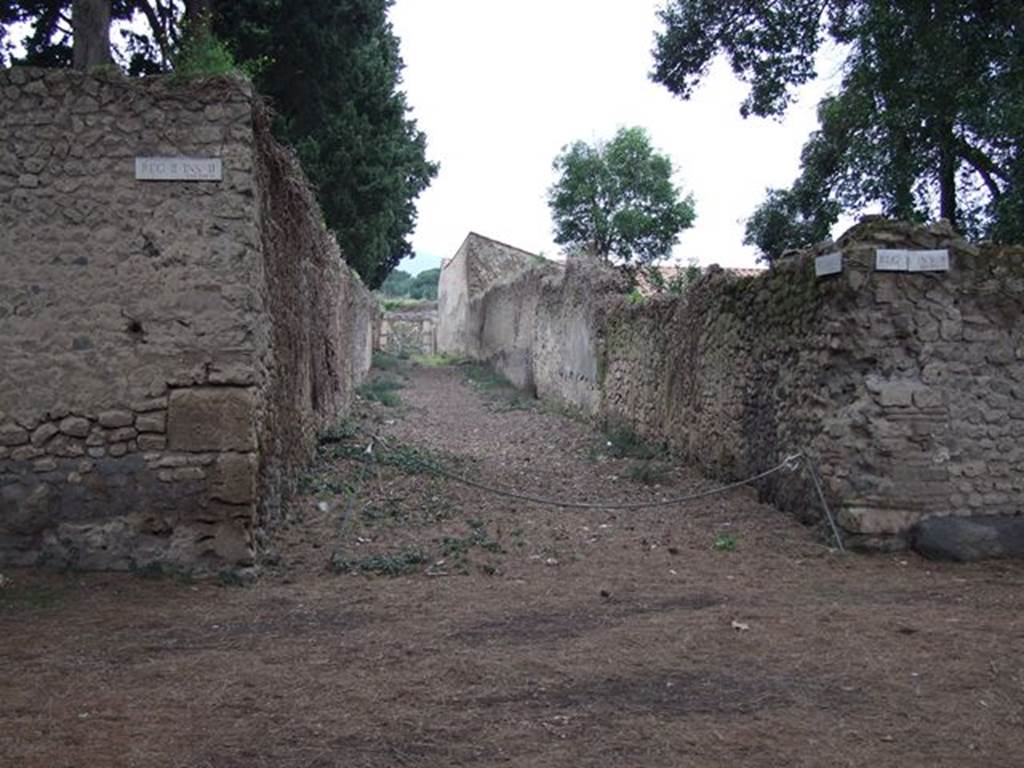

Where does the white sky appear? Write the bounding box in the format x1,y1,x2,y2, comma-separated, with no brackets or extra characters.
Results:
391,0,849,275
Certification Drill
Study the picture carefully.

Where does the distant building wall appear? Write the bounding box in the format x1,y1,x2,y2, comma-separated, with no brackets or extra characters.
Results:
378,302,438,357
437,232,538,357
0,68,372,572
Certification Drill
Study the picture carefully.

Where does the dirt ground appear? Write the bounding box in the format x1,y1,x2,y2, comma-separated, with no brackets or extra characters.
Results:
2,360,1024,768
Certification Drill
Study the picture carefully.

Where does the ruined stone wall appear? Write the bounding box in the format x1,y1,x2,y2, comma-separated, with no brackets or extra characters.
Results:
478,262,562,392
0,68,371,572
377,302,438,357
469,219,1024,549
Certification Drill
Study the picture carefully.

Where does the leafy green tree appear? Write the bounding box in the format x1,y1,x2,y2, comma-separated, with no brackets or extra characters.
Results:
407,267,440,300
215,0,437,288
652,0,1024,244
744,189,834,263
379,269,412,297
548,126,695,264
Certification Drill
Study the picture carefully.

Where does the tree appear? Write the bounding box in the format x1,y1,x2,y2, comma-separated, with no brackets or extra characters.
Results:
652,1,1024,244
744,188,836,263
1,2,202,73
407,267,440,300
70,0,110,69
214,0,437,288
548,126,695,265
379,269,412,297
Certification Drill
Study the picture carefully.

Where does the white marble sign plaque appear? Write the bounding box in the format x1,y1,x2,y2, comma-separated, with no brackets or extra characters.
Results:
815,251,843,277
876,249,909,271
876,249,950,272
907,250,950,272
135,157,222,181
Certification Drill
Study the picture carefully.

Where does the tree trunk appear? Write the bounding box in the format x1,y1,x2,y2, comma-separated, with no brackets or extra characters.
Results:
72,0,112,70
938,128,958,229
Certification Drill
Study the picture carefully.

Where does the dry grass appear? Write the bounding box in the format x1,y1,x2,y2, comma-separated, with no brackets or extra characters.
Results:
2,364,1024,767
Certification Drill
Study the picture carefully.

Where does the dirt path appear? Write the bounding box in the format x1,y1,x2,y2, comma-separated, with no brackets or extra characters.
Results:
2,360,1024,767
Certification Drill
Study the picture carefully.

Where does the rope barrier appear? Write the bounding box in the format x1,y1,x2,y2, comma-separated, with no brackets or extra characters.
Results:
371,436,804,510
342,435,846,551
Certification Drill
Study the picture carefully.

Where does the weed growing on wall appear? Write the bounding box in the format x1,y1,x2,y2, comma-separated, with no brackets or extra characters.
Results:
172,23,242,81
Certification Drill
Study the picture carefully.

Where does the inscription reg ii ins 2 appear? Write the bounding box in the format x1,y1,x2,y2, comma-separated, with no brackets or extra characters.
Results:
135,157,223,182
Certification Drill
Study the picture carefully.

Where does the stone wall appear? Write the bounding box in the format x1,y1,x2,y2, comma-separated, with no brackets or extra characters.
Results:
0,68,372,572
456,219,1024,551
437,232,539,357
377,301,438,357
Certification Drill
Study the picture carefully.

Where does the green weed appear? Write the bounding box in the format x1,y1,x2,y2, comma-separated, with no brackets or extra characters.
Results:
0,581,65,612
713,534,737,552
171,21,241,81
410,353,468,367
598,423,666,460
328,549,428,577
318,419,360,445
360,499,407,526
357,375,405,407
299,469,352,496
462,363,508,390
372,351,405,372
461,363,535,411
627,460,670,485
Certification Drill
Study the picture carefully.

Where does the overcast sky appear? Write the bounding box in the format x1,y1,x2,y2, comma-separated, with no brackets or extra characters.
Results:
390,0,849,275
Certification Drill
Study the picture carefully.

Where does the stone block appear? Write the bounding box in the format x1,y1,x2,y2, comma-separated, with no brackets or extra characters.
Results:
211,452,258,504
31,423,60,447
107,427,138,443
167,387,257,452
59,416,91,438
172,466,206,482
0,423,29,447
11,445,44,461
135,412,166,434
911,515,1024,562
213,521,254,565
1,483,56,535
132,397,168,413
912,388,943,410
98,410,134,428
137,434,167,451
838,505,926,535
874,380,918,408
47,437,85,458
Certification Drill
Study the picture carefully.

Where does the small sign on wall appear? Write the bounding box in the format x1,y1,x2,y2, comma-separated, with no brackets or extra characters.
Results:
876,249,950,272
815,252,843,277
135,157,223,181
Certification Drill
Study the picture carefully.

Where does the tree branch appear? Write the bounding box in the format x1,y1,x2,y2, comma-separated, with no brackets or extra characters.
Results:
955,137,1007,200
134,0,173,64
